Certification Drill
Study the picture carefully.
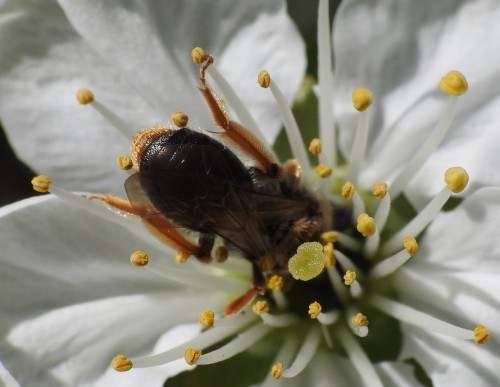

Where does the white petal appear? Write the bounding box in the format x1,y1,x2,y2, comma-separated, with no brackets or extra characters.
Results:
0,360,21,387
333,0,500,203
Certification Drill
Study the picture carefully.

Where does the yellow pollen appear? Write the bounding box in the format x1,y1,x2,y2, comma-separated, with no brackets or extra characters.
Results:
352,88,373,111
258,70,271,88
308,138,322,155
198,310,215,328
321,231,338,243
191,47,207,64
111,354,133,372
252,300,270,315
371,182,388,199
288,242,327,281
31,175,51,193
403,237,419,256
344,270,356,285
184,347,202,365
308,301,322,319
445,167,469,193
171,111,189,128
267,274,284,291
116,155,133,170
76,87,94,105
130,250,149,266
351,313,369,327
271,362,283,379
324,242,336,267
473,324,490,344
342,181,355,200
215,245,229,263
175,251,190,264
315,164,333,178
439,70,468,96
356,213,376,237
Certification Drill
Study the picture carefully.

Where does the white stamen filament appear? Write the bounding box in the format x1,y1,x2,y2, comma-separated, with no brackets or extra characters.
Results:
268,80,312,177
348,280,363,298
326,266,349,304
282,328,321,378
198,323,271,365
261,336,300,386
389,96,459,198
334,249,363,280
383,186,451,254
347,110,370,183
337,326,384,387
371,249,412,278
373,192,391,233
351,191,366,221
91,101,133,138
364,228,380,259
335,232,363,252
371,295,475,340
317,310,340,325
317,0,336,167
260,312,300,327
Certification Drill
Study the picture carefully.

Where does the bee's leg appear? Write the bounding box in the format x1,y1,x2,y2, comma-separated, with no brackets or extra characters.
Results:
223,262,265,316
199,57,277,174
91,194,211,263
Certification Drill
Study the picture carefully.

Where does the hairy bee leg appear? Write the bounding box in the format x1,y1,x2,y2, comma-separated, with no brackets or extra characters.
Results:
91,194,211,263
199,57,276,173
223,262,265,316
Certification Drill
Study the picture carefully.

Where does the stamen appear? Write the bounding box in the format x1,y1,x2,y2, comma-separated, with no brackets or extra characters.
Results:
371,237,418,278
371,182,388,199
260,312,300,328
356,213,376,237
473,325,491,344
191,47,208,64
308,138,322,155
281,328,321,378
76,88,94,105
371,296,483,341
263,336,300,385
31,175,51,193
384,167,468,254
342,181,355,200
439,70,468,96
321,231,338,243
334,249,362,278
214,245,228,263
288,242,327,281
324,242,335,267
130,250,149,267
317,0,336,167
171,111,189,128
308,301,322,319
267,274,284,291
197,324,271,365
111,354,133,372
315,164,333,178
389,71,468,198
444,167,469,193
271,363,283,379
199,310,215,329
116,155,133,170
326,265,349,304
252,300,270,315
344,270,362,298
342,182,365,220
262,71,312,176
184,348,201,365
337,326,384,387
372,186,391,233
347,88,372,183
349,311,369,338
334,231,363,252
317,310,340,326
257,70,271,89
352,313,369,327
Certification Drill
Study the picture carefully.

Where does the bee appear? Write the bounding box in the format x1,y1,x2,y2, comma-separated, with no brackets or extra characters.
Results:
100,56,331,314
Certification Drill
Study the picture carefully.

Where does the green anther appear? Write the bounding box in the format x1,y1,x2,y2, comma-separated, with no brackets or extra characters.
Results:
288,242,327,281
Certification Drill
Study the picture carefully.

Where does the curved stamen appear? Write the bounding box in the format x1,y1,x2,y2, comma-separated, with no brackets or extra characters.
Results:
282,328,322,378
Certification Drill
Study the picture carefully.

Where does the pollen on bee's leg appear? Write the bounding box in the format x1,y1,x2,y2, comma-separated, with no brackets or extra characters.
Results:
31,175,51,193
111,354,133,372
383,167,469,255
371,237,418,278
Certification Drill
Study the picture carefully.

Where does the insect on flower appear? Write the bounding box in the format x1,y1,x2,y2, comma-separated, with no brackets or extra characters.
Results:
97,54,334,315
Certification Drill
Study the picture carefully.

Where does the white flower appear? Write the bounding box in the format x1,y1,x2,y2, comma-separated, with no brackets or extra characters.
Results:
1,0,499,386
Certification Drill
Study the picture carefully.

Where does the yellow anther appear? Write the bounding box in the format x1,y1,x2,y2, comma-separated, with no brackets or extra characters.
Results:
352,88,373,112
271,362,283,379
130,250,149,266
371,182,388,199
171,111,189,128
342,181,355,200
252,300,270,315
439,70,468,96
309,138,322,155
191,47,207,64
288,242,327,281
356,213,376,237
445,167,469,193
31,175,51,193
175,251,190,264
308,301,322,319
267,274,284,291
324,242,336,267
76,87,94,105
403,237,419,256
344,270,356,285
184,348,201,365
473,324,490,344
198,310,215,328
258,70,271,88
215,245,228,263
351,313,369,327
321,231,338,243
315,164,333,178
116,155,133,170
111,354,133,372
